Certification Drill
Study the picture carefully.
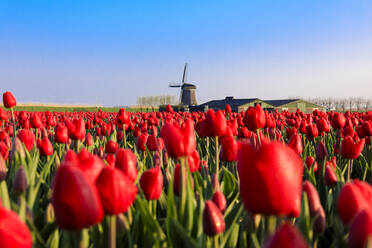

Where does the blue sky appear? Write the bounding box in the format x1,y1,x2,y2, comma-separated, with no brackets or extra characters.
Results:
1,1,371,106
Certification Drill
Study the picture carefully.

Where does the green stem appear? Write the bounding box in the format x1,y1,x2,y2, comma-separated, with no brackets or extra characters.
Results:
109,215,117,248
0,181,10,209
347,159,352,182
72,230,88,248
215,136,219,183
266,215,276,237
213,235,219,248
10,108,16,136
19,194,26,222
179,157,187,219
123,125,127,148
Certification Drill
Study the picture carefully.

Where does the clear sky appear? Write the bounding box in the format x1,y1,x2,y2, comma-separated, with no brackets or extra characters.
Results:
1,0,372,106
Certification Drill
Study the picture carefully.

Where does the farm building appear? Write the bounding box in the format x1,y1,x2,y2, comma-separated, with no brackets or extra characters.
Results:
188,97,325,113
193,97,274,112
263,99,326,113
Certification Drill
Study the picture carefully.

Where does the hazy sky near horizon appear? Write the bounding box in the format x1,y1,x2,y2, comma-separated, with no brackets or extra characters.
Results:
1,1,372,106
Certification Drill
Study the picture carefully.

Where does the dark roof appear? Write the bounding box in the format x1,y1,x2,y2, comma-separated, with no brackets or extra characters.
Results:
182,83,197,89
263,99,300,107
199,97,259,107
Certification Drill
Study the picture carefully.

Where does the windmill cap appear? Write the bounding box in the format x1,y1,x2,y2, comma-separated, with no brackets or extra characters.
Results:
181,83,197,89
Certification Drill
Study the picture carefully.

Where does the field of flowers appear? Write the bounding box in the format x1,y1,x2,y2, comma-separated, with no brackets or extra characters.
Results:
0,91,372,248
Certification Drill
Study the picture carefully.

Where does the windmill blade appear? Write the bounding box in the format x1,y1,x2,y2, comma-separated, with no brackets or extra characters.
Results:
182,63,188,83
169,83,182,88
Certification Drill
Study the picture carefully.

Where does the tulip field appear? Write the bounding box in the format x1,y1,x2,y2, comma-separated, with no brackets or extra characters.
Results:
1,91,372,248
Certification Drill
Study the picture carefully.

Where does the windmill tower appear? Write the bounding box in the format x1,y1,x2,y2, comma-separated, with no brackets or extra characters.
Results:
169,63,197,106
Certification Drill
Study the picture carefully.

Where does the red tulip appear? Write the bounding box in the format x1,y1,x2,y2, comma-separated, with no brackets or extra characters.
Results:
54,123,68,144
306,124,319,141
203,200,225,236
201,109,227,137
341,136,365,159
220,135,237,162
117,108,130,125
187,149,200,172
0,207,32,248
2,91,16,108
337,179,372,224
105,154,116,166
37,137,54,156
72,119,86,140
317,118,330,133
52,163,104,229
288,133,303,155
243,104,266,131
85,133,93,147
348,210,372,248
332,113,346,130
146,134,159,151
17,129,35,151
140,166,163,200
73,149,105,184
316,141,328,163
105,140,119,154
0,142,9,160
225,104,232,114
136,133,148,151
212,191,227,213
96,166,137,215
31,113,43,129
303,181,326,233
238,141,303,217
324,165,337,187
263,223,308,248
115,148,137,182
305,156,318,172
160,119,196,158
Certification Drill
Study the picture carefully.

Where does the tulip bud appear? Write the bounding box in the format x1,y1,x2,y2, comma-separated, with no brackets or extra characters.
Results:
45,203,55,223
324,166,337,187
212,191,227,213
316,141,328,163
313,208,326,234
13,166,28,194
11,137,25,160
203,200,225,236
140,166,163,200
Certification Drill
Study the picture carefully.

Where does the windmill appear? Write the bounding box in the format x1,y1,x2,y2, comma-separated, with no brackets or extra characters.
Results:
169,63,197,106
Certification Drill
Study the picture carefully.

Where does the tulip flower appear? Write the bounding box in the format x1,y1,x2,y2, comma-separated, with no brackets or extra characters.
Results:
212,191,227,213
288,133,303,155
96,166,137,214
17,129,35,151
263,223,308,248
105,140,119,154
115,148,137,182
332,113,346,130
337,180,372,224
348,210,372,248
187,149,200,172
303,181,326,233
238,141,303,217
220,135,237,162
0,207,32,248
54,123,69,144
37,137,54,156
203,200,225,236
316,141,328,163
52,163,104,229
160,119,196,158
200,109,227,137
140,166,163,200
305,156,318,172
341,136,365,160
0,142,9,160
243,104,266,131
2,91,16,109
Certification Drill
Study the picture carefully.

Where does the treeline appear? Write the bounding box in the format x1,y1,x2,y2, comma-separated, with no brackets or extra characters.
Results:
136,95,178,107
307,97,372,111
